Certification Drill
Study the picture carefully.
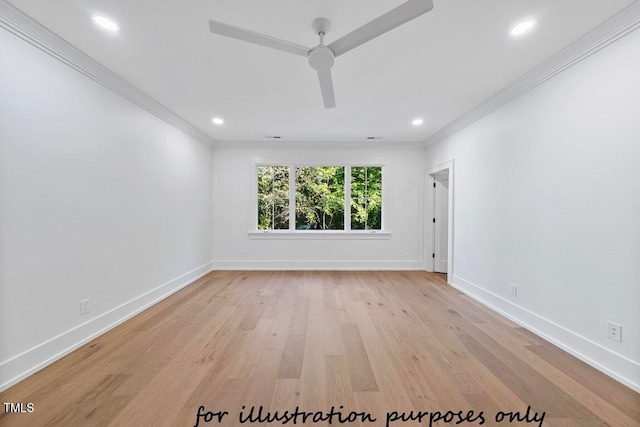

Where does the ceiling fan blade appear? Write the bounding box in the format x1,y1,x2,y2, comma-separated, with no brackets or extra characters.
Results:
316,67,336,109
328,0,434,57
208,20,310,57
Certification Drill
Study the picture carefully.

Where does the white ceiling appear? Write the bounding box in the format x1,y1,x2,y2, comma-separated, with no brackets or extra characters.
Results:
6,0,636,143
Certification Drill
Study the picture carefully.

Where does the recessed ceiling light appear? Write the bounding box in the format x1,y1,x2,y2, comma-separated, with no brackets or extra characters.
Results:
412,118,424,126
511,20,536,36
92,15,119,32
212,117,224,125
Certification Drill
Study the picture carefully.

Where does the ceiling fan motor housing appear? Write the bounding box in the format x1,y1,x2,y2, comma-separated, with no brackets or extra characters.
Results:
308,45,335,70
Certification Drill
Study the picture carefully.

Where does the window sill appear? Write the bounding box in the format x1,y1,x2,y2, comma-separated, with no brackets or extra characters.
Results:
248,230,391,240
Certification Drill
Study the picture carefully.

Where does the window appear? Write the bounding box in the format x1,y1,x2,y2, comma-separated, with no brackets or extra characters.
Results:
256,165,383,233
351,166,382,230
296,166,344,230
257,166,289,230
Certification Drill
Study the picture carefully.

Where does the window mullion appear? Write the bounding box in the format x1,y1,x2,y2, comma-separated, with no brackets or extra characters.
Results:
288,165,296,231
364,167,368,230
344,166,351,231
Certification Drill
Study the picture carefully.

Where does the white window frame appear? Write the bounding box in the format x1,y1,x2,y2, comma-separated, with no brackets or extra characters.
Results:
249,159,390,240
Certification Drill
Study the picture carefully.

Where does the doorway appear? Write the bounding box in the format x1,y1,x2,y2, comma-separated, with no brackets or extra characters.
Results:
433,172,449,273
424,160,454,281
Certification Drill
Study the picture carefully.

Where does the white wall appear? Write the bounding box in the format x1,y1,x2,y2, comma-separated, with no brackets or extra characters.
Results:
0,29,214,390
425,28,640,390
212,143,427,270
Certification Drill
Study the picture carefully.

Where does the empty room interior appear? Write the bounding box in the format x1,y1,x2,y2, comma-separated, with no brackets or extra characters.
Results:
1,0,639,426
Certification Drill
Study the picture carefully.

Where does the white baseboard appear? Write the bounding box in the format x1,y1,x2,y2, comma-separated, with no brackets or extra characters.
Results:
451,274,640,393
0,261,215,392
212,259,423,270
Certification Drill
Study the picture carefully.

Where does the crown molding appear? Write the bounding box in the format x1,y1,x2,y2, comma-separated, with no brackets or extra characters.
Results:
0,0,217,147
425,0,640,147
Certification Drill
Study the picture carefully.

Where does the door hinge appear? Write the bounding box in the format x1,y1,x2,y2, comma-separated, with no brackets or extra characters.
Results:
433,218,436,223
433,182,436,188
432,253,435,258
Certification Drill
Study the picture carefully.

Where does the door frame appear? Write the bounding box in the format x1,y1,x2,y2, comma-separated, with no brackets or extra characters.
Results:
433,171,449,273
424,159,455,282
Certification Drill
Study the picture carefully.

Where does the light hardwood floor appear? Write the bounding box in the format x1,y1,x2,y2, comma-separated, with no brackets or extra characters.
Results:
1,271,638,426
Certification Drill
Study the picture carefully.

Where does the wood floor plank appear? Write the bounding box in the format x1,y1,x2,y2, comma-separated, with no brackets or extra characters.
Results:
238,299,269,331
269,378,302,427
340,323,379,392
278,334,306,379
264,302,296,351
243,349,284,408
321,309,346,356
300,320,328,409
288,297,309,336
1,270,637,427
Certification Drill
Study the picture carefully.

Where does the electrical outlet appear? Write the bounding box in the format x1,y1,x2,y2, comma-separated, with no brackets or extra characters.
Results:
80,299,90,315
509,284,517,297
608,321,622,342
241,250,246,258
399,250,405,258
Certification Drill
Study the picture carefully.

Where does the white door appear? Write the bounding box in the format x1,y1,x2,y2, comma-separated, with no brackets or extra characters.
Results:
434,175,449,273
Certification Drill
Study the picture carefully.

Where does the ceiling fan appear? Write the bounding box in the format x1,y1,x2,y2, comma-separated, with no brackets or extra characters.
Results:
208,0,434,109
